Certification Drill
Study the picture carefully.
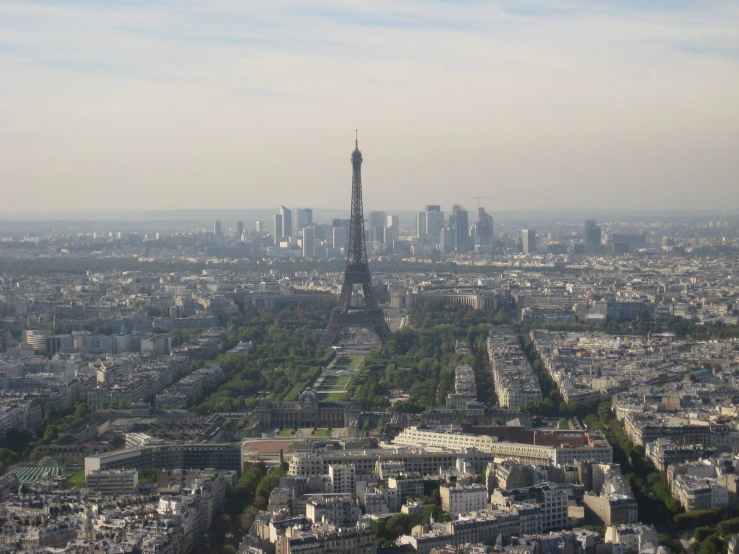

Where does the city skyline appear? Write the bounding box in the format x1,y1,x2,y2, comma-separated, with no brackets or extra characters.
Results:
2,1,738,213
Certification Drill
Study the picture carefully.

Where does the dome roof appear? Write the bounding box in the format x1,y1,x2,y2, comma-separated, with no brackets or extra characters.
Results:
38,456,59,468
298,388,317,404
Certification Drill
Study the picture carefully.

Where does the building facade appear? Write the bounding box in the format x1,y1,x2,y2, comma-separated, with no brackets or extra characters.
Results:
253,389,360,430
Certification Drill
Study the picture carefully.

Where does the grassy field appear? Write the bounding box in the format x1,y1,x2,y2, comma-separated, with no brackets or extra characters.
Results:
312,428,331,436
67,469,86,488
277,428,296,436
319,392,351,401
321,375,352,389
334,356,363,370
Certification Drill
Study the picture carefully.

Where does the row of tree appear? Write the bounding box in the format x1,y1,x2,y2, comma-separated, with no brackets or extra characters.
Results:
190,305,334,414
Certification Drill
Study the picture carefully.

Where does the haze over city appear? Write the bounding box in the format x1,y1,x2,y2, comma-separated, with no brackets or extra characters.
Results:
1,0,738,214
4,3,739,552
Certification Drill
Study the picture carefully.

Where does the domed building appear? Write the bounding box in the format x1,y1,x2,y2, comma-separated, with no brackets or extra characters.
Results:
254,388,359,430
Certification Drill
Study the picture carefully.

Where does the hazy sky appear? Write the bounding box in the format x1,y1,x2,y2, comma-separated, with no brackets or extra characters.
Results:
1,1,738,214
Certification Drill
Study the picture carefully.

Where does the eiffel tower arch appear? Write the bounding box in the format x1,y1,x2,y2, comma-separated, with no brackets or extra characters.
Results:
316,135,393,355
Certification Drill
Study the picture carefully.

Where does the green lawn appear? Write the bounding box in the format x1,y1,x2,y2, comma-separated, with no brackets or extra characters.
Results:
277,428,296,436
319,392,351,401
321,375,352,389
312,428,331,436
67,469,86,488
334,356,363,369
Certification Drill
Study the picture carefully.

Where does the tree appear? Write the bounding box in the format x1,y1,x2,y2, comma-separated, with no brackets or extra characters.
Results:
717,518,739,537
74,402,91,418
597,401,612,423
384,514,414,539
41,425,58,443
239,506,260,533
0,448,20,468
698,535,725,554
422,505,450,524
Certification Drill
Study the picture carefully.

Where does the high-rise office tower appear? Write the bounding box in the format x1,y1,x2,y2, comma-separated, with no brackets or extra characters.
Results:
213,220,222,238
373,226,385,243
440,228,455,254
522,229,536,254
449,205,462,230
456,209,469,253
584,220,602,246
476,207,494,246
425,205,445,241
385,215,399,246
280,206,292,238
416,211,427,237
236,221,244,238
369,211,387,230
302,226,315,257
256,221,264,233
332,218,342,229
273,214,283,245
296,208,313,232
314,224,330,241
332,226,347,250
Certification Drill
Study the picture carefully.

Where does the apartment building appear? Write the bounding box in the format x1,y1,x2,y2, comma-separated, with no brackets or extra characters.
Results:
440,484,488,515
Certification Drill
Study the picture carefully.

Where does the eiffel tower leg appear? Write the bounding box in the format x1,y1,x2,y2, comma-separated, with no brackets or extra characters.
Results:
373,319,393,345
361,283,379,309
368,313,393,345
316,317,343,355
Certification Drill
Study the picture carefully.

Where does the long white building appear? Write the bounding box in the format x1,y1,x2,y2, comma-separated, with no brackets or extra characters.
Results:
392,427,613,466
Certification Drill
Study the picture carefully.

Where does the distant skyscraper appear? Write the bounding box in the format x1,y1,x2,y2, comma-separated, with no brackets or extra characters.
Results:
425,206,445,241
522,229,536,254
213,220,222,238
385,215,399,246
255,221,264,233
302,226,315,257
236,221,244,237
296,208,313,232
416,211,427,237
456,209,469,253
476,207,493,246
369,211,387,230
373,226,386,244
584,220,602,246
332,226,347,250
273,214,283,245
280,206,292,238
331,218,342,229
440,228,454,254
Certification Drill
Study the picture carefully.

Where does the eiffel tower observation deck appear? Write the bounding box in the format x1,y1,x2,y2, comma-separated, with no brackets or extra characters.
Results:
316,134,393,355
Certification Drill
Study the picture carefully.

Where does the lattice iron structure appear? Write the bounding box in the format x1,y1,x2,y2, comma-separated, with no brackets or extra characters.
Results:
316,136,393,354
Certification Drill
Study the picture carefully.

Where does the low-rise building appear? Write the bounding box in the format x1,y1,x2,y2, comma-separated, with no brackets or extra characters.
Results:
86,469,139,494
440,484,488,516
305,495,360,527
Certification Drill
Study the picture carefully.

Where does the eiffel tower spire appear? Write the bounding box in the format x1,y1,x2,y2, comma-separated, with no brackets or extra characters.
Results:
316,135,393,354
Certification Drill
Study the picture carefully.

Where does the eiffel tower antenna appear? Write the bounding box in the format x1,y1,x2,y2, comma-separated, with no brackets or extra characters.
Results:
316,134,393,354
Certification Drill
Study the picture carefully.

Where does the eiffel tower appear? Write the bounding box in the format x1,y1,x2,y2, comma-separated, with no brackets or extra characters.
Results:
316,134,393,355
